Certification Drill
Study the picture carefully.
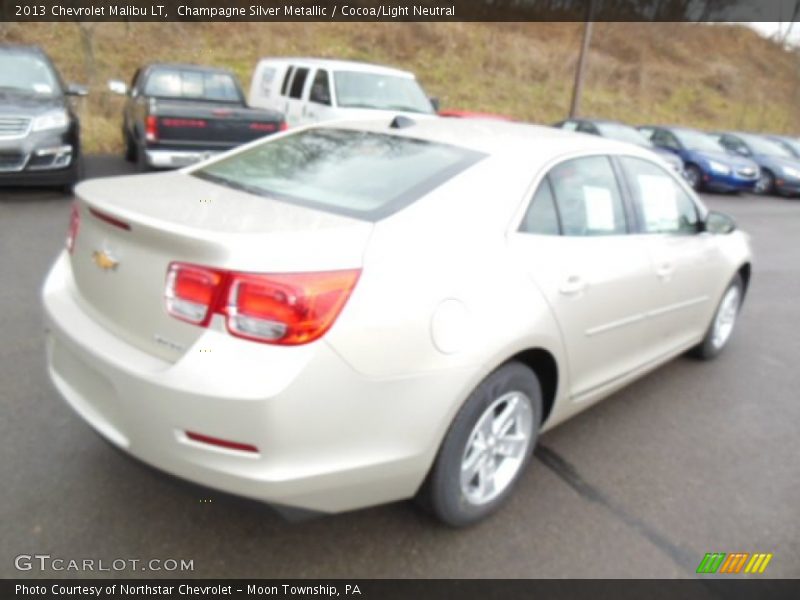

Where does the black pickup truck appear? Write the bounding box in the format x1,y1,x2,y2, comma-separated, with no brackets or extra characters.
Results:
109,63,286,170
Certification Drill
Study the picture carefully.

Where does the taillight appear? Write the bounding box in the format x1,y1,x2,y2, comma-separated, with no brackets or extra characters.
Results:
145,115,159,142
165,263,223,325
279,121,289,131
66,202,80,254
227,270,360,345
164,263,360,345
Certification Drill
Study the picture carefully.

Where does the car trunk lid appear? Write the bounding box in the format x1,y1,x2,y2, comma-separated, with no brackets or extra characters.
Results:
69,171,372,361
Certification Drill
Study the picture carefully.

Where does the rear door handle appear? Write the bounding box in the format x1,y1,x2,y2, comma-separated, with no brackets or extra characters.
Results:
559,275,587,296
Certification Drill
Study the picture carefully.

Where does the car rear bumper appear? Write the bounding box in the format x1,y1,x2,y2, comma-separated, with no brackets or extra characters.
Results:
42,252,460,513
144,148,222,169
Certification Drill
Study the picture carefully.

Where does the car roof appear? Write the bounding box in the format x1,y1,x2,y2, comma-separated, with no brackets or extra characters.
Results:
0,44,47,55
315,116,657,160
256,57,415,79
145,63,235,75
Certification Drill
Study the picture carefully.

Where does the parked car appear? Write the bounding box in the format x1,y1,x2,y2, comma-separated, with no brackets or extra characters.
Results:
641,125,759,193
554,118,685,176
44,119,751,526
109,63,285,170
0,45,87,190
248,58,436,127
439,109,513,121
712,131,800,196
766,134,800,159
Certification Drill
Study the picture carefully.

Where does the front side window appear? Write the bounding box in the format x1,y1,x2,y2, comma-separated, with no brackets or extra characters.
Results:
520,178,560,235
620,156,699,234
547,156,628,236
653,129,681,151
193,128,484,220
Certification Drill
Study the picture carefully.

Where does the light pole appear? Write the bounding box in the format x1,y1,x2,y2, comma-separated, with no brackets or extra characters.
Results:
569,3,595,118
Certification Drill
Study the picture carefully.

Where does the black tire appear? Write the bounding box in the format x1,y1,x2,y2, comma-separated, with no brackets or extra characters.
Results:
136,141,150,172
685,164,703,191
124,129,136,162
690,274,744,360
754,169,775,196
417,362,542,527
59,155,83,195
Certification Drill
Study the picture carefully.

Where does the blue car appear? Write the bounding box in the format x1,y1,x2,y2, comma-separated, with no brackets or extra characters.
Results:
713,132,800,196
552,117,685,176
640,126,759,193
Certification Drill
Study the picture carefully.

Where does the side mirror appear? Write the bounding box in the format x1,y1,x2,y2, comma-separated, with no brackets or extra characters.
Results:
65,83,88,97
429,97,440,112
108,79,128,96
704,211,737,235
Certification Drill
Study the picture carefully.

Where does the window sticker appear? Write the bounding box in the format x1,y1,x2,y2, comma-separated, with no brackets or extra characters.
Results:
582,185,615,231
638,174,679,230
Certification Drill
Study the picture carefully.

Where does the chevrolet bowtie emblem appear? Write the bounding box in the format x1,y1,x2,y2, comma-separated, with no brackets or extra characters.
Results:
92,249,119,271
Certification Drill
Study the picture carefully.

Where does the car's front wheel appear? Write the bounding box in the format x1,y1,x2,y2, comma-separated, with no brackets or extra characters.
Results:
685,164,703,191
691,274,744,360
754,170,775,195
418,362,542,526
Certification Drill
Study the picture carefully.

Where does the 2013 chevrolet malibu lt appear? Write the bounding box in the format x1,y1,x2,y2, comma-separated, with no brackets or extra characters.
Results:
43,119,752,526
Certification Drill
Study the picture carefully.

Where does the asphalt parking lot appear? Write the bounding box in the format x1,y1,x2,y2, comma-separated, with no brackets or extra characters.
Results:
1,156,798,579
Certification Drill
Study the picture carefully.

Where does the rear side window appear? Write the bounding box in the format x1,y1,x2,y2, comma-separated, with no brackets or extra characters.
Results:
280,66,294,96
309,69,331,105
620,156,700,234
520,178,560,235
547,156,628,236
289,67,309,99
193,128,485,221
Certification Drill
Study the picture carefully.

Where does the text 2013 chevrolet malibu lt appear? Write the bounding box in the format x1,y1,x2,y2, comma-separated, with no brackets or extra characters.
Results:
43,119,752,526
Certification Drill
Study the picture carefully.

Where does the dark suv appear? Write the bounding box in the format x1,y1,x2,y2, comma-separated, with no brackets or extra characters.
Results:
0,45,87,190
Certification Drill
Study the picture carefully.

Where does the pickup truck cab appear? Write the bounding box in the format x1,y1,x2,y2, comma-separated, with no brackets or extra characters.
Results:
110,63,285,170
248,58,436,127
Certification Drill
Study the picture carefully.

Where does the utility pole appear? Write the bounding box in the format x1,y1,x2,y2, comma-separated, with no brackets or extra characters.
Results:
569,2,595,118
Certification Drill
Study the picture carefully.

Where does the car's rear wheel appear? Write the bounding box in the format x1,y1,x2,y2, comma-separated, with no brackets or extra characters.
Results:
691,274,744,360
124,129,136,162
418,362,542,526
685,164,703,191
754,170,774,195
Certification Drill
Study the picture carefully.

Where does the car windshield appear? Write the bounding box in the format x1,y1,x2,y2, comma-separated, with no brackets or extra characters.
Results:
144,68,242,103
0,51,60,97
777,137,800,156
595,122,653,147
673,129,724,152
333,71,434,114
193,128,484,220
740,134,793,158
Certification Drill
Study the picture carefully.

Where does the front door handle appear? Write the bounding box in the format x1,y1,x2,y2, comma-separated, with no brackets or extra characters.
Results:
656,262,674,280
559,275,587,296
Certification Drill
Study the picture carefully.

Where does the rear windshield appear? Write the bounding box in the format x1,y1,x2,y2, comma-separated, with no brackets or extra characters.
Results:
193,128,484,220
144,68,242,103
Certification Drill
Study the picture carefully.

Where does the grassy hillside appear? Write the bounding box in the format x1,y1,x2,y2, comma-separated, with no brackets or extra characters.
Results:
2,21,799,153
